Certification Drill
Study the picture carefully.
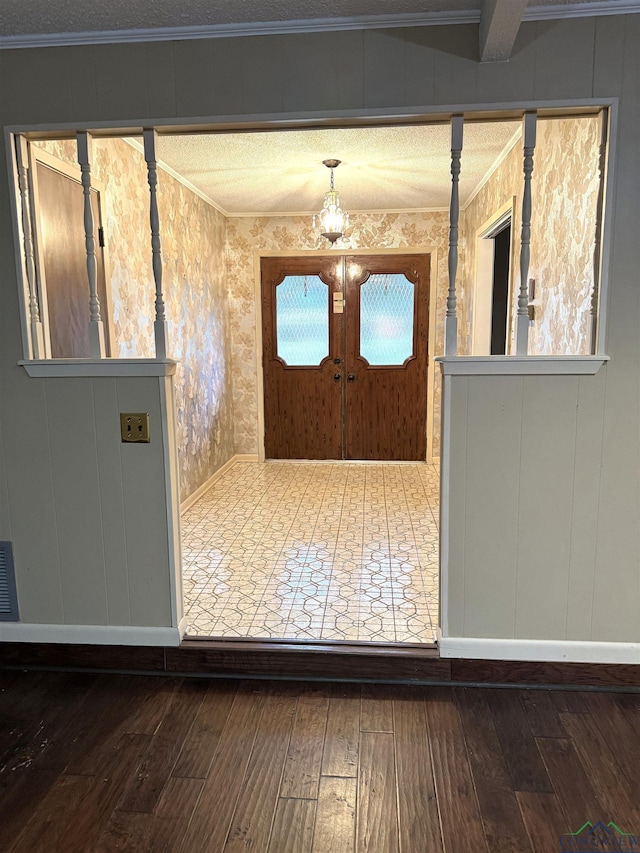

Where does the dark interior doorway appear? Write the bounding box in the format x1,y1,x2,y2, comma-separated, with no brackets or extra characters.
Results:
490,222,511,355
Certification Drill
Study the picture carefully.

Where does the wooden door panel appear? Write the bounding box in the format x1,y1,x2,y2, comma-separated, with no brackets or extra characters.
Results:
344,255,429,461
36,161,110,358
261,256,342,459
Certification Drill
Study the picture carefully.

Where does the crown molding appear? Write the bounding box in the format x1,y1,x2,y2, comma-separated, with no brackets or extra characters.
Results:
462,124,522,211
226,207,451,218
0,2,638,51
122,137,228,216
0,11,479,50
524,1,640,22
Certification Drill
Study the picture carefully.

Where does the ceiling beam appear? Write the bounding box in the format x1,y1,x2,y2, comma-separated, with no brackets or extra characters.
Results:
479,0,528,62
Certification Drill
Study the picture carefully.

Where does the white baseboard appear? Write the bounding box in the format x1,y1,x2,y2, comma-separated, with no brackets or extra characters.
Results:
439,635,640,665
180,453,259,514
0,622,182,647
178,614,188,639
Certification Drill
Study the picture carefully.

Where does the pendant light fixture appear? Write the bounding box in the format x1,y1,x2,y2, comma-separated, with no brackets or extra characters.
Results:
313,159,349,244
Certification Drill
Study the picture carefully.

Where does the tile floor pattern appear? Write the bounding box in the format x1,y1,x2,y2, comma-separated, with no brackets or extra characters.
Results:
181,461,439,643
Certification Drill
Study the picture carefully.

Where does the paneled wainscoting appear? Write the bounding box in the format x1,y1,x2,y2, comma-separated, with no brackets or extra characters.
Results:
2,669,640,852
181,461,439,643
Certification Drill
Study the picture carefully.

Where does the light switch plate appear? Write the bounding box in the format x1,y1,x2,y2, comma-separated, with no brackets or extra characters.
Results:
120,413,150,443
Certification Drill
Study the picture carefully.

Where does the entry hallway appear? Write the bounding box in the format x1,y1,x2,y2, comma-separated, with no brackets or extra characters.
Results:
2,670,640,852
181,461,439,642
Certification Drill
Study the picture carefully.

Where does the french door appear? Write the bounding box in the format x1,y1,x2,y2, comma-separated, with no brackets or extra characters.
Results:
261,253,429,461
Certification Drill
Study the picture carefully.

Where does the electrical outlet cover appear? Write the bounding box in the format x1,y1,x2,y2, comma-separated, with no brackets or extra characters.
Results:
120,413,150,443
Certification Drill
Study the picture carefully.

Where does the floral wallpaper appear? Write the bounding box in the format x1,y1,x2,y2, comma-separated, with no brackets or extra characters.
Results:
34,138,235,502
226,212,455,458
461,116,600,355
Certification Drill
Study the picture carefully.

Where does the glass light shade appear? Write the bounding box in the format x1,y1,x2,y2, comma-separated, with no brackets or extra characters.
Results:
313,169,349,244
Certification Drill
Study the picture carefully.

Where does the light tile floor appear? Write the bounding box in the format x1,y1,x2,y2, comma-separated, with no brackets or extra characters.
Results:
181,461,439,643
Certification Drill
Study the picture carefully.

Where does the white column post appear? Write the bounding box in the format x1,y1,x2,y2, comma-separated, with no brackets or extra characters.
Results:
15,136,45,359
143,128,168,360
516,111,537,356
445,115,464,357
590,110,608,355
76,131,106,358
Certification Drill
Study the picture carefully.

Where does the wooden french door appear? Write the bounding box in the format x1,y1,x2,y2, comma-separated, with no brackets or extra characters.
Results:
261,256,343,459
261,253,429,461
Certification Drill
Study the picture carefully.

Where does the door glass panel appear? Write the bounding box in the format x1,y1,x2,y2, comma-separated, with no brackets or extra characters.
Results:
276,275,329,365
360,274,415,365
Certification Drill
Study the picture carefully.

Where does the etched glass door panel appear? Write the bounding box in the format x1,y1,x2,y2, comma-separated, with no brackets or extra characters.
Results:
360,274,415,365
276,275,329,366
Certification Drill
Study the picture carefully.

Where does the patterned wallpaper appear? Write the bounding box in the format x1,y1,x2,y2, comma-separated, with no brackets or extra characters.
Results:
461,116,600,355
34,138,235,502
226,212,455,458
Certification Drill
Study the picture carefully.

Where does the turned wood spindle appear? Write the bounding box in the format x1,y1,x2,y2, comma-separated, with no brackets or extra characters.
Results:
143,128,168,360
15,135,45,359
76,131,106,358
445,115,464,357
516,112,537,356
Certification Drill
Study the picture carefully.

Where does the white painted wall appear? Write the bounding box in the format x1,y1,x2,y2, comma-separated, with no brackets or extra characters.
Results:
0,368,181,643
440,367,640,660
0,15,638,651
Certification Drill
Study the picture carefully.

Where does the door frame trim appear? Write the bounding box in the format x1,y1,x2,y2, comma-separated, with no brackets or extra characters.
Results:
254,247,439,463
472,198,516,356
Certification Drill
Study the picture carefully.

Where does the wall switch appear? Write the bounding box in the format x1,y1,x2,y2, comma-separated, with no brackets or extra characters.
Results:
120,413,150,443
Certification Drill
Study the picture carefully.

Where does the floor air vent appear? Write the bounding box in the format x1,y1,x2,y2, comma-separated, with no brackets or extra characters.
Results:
0,542,19,621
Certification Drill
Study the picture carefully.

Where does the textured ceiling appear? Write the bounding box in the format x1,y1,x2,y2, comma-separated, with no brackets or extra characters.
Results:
155,122,520,215
0,0,621,37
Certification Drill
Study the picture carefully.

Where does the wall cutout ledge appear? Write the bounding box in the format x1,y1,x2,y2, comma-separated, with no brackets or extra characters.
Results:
20,358,178,378
437,355,609,376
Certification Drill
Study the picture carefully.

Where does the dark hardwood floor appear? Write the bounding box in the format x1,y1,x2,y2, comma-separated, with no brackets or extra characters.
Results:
1,670,639,852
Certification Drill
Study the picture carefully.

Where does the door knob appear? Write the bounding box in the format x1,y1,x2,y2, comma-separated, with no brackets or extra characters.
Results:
347,374,356,382
333,357,341,365
334,373,341,382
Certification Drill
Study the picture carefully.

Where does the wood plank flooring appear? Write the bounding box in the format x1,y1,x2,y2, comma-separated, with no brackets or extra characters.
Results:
1,670,640,852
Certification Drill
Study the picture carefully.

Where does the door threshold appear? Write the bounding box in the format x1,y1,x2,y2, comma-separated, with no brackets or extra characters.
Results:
172,636,446,682
182,634,439,652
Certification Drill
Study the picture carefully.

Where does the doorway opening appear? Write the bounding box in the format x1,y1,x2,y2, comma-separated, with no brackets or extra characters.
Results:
472,200,516,355
180,247,438,643
13,111,608,649
490,222,511,355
